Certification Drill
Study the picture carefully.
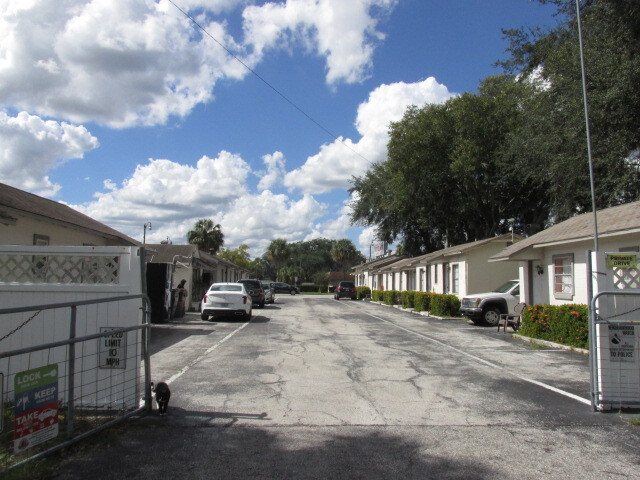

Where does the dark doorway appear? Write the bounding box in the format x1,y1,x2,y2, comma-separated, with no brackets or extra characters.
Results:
146,263,168,322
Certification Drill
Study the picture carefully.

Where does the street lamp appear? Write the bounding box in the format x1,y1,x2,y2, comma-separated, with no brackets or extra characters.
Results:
143,222,152,244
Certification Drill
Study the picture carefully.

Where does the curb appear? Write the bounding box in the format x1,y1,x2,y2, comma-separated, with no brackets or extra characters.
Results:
512,334,589,355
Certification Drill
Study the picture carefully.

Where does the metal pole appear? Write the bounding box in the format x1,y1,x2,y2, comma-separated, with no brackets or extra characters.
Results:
576,0,599,251
67,305,77,436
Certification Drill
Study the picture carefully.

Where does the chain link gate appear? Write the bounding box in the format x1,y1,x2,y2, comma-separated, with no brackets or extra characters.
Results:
0,246,152,471
589,251,640,411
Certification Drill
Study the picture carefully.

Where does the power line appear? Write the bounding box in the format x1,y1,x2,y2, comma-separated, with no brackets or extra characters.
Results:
167,0,374,166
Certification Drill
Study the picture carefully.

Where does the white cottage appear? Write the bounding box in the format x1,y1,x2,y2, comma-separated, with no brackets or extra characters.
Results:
353,255,403,291
355,234,521,298
414,233,522,297
490,201,640,306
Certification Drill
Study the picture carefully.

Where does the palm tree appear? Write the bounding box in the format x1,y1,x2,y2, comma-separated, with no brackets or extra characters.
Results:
265,239,290,273
187,219,224,255
331,239,360,280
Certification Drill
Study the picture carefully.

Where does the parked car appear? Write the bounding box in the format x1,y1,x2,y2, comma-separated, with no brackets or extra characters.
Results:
272,282,299,294
238,279,266,308
460,280,520,326
261,280,275,304
334,281,357,300
201,283,252,321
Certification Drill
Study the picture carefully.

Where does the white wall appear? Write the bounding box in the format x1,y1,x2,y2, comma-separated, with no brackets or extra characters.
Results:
522,233,640,306
0,246,145,408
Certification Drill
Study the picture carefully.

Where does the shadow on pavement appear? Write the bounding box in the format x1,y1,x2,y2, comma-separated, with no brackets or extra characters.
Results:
55,414,495,480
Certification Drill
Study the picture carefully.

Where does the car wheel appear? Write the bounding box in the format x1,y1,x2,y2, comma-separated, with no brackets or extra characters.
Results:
201,312,209,321
245,310,252,321
290,289,296,295
481,307,501,326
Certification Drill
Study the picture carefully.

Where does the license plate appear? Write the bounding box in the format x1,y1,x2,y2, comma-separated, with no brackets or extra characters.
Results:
212,302,229,307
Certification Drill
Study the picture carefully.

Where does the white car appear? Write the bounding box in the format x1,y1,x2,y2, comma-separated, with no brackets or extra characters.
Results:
201,283,252,321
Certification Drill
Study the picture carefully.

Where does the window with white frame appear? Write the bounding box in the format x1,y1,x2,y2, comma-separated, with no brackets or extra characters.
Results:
452,264,459,294
553,254,574,299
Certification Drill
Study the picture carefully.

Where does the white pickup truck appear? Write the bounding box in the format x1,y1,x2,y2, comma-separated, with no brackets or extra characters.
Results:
459,280,521,326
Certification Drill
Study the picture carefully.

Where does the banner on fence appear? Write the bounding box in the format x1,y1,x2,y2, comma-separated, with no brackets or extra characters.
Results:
13,364,59,453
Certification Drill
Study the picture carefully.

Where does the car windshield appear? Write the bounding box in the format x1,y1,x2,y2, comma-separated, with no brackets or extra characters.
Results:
492,280,519,293
340,282,355,288
210,284,242,292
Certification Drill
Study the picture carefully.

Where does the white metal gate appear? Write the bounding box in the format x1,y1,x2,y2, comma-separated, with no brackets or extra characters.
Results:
590,251,640,410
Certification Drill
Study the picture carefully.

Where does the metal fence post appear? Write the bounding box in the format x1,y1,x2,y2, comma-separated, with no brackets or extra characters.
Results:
67,305,76,436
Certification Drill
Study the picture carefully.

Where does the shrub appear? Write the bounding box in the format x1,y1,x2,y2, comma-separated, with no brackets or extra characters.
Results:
520,304,588,349
383,290,400,306
430,294,461,317
372,290,384,302
414,292,435,312
356,286,371,300
401,291,417,308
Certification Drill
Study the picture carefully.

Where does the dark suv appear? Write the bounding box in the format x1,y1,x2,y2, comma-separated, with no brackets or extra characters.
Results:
334,281,357,300
238,279,265,308
272,282,299,294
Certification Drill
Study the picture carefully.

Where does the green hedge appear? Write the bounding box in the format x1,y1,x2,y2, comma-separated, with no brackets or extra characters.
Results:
356,286,371,300
520,304,589,349
372,290,383,301
382,290,400,306
414,292,436,312
400,291,417,308
430,294,461,317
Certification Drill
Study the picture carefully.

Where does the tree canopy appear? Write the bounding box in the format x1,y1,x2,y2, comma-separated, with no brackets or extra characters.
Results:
351,0,640,255
262,237,364,283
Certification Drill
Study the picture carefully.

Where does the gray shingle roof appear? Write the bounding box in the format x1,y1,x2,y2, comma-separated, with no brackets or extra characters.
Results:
144,243,246,271
0,182,138,245
353,255,403,272
491,201,640,261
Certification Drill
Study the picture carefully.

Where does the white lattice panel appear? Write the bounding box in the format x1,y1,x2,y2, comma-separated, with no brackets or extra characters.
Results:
0,254,120,284
613,266,640,290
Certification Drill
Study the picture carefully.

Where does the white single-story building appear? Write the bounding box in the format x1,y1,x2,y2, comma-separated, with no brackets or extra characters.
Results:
491,201,640,306
355,233,522,298
414,233,522,297
353,255,403,291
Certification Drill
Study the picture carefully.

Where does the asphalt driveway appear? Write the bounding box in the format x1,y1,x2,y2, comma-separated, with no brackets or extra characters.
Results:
54,295,640,479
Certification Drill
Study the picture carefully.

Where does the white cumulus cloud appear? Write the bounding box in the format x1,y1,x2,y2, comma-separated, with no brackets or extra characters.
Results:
0,0,397,128
0,110,98,196
74,151,250,230
283,77,455,194
0,0,248,127
257,151,287,191
218,190,326,254
242,0,397,85
71,151,330,256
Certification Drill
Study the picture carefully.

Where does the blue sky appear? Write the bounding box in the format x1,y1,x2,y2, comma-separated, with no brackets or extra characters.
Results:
0,0,562,257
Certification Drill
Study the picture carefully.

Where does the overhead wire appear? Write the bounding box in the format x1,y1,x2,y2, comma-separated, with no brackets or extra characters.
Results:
166,0,374,166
